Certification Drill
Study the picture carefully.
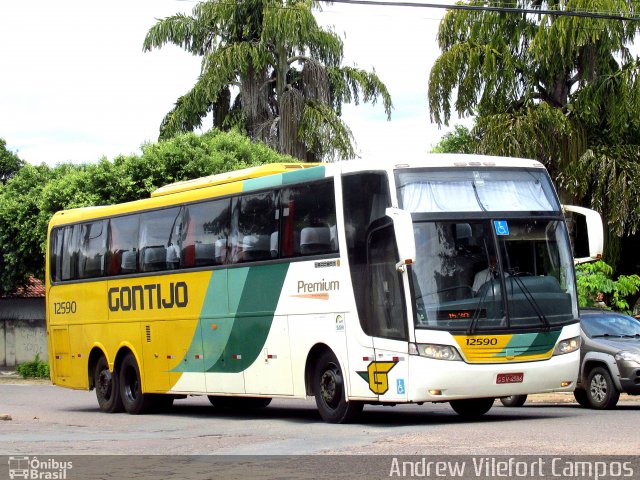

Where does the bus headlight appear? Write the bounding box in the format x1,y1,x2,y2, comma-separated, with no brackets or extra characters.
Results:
410,343,462,361
553,336,581,355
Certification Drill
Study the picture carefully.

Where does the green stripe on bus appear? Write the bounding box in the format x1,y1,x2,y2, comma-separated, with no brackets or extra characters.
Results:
494,329,561,358
173,264,290,374
242,166,326,192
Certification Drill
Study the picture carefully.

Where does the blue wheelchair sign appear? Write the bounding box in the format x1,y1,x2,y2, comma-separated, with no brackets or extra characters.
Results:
494,220,510,236
397,379,405,395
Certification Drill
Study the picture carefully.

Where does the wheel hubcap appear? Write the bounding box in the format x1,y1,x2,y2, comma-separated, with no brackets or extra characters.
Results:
97,369,112,399
590,374,607,402
320,368,340,408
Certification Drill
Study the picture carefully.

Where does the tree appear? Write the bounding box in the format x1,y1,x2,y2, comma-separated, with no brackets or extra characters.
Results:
0,163,53,293
0,138,24,184
576,260,640,312
0,130,293,294
428,0,640,261
143,0,392,162
431,125,477,153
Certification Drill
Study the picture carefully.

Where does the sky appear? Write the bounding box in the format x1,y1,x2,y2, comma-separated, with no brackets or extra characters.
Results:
0,0,466,166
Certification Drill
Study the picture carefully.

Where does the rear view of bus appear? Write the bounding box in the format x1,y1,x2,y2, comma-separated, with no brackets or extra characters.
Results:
340,155,602,419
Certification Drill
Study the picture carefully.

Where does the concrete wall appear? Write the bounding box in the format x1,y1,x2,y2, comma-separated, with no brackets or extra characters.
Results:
0,298,47,368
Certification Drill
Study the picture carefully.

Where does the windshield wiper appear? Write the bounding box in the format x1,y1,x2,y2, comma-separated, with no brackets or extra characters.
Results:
591,333,621,338
467,276,494,335
622,334,640,338
509,274,551,331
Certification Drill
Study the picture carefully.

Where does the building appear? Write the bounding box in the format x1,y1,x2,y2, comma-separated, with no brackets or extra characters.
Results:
0,277,46,368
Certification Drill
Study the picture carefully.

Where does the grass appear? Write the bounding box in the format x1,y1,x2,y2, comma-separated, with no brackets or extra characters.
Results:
16,353,50,379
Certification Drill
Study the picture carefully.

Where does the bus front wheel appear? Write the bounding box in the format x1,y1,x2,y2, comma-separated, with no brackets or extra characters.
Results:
94,356,123,413
313,351,363,423
449,398,494,418
119,352,153,414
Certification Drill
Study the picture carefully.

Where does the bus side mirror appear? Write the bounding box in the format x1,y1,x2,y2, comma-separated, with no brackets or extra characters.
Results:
562,205,604,264
385,207,416,271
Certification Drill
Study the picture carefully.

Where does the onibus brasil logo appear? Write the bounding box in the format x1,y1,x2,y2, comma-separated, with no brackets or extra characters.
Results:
8,457,72,479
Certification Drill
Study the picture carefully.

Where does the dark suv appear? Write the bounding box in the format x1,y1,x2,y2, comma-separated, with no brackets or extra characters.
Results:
573,309,640,408
500,309,640,409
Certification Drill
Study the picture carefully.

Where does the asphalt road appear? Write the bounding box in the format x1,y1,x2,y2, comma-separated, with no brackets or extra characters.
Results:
2,382,640,456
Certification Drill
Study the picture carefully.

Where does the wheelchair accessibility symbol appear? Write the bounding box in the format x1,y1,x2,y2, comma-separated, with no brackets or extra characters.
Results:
494,220,509,236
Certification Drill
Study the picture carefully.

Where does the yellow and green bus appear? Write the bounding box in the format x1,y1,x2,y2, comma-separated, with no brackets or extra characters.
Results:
46,156,602,422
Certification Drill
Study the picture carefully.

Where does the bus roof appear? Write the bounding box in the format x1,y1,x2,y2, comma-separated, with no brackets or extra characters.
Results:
151,163,321,197
48,155,546,228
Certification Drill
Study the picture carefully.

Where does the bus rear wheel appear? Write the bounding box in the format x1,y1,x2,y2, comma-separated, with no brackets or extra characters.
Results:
94,356,123,413
449,398,494,418
119,352,153,414
314,351,363,423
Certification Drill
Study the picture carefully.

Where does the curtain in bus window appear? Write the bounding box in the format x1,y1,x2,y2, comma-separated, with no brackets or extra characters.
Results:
475,180,553,211
402,180,554,213
401,181,481,213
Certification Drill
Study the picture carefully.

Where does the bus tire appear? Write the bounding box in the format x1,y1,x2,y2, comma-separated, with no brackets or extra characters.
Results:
314,351,363,423
586,367,620,409
449,398,494,417
499,395,527,407
94,356,123,413
208,396,272,409
119,352,153,414
573,388,590,407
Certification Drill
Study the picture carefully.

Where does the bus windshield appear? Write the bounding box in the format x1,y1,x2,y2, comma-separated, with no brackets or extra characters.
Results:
396,168,577,332
410,219,577,331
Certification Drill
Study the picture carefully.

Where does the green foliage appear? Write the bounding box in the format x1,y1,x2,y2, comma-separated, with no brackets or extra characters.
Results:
0,164,55,292
431,125,476,153
558,145,640,237
0,130,294,293
16,353,50,379
144,0,392,162
0,138,25,184
428,0,640,259
576,260,640,312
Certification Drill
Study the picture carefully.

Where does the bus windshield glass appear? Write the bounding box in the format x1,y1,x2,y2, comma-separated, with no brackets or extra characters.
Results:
396,169,577,331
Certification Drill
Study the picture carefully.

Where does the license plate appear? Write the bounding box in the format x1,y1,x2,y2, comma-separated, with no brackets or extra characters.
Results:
496,372,524,384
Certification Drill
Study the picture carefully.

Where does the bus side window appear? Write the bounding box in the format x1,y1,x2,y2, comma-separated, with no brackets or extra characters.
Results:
61,225,80,281
280,180,337,258
50,227,64,282
78,220,107,279
107,215,140,275
139,207,182,273
181,199,230,268
365,221,408,340
230,192,278,263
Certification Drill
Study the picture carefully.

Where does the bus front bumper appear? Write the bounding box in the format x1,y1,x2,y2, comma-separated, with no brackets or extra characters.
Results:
406,350,579,402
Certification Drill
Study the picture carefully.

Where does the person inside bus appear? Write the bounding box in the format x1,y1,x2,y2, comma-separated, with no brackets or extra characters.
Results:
472,254,500,294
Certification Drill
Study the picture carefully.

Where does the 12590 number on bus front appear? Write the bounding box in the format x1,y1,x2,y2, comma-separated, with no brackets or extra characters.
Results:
53,301,77,315
465,337,498,346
